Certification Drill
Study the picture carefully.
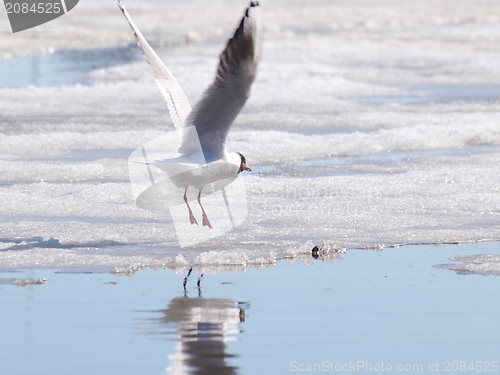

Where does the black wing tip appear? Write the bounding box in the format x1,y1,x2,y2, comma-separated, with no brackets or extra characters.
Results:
245,1,259,16
117,0,125,12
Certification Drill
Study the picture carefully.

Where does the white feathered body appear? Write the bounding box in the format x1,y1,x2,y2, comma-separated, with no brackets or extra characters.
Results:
151,152,241,190
119,0,260,193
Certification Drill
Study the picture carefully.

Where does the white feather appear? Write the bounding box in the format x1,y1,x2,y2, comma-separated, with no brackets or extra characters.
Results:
117,0,192,131
120,1,261,193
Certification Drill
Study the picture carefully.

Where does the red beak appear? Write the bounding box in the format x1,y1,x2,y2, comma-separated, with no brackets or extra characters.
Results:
244,166,252,172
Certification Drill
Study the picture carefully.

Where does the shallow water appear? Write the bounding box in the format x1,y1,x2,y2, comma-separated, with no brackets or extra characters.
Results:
0,45,140,89
358,84,500,104
255,144,500,177
1,242,500,375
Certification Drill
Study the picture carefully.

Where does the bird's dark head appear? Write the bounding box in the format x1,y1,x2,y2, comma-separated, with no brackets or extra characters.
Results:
237,152,251,173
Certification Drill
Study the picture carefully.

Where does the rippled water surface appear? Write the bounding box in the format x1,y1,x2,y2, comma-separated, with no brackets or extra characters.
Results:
1,243,500,375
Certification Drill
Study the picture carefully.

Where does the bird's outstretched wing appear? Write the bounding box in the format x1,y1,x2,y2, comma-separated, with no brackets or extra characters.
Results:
118,0,192,130
178,1,262,162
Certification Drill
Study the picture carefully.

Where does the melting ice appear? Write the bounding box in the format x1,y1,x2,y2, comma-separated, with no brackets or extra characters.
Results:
1,0,500,273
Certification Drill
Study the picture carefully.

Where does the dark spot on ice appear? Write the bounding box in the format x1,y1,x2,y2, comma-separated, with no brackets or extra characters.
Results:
311,246,320,259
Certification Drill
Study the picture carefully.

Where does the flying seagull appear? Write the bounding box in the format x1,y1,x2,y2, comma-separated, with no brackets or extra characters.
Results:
118,1,261,228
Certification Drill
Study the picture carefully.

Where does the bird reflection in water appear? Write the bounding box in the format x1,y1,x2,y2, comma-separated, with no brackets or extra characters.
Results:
150,270,249,375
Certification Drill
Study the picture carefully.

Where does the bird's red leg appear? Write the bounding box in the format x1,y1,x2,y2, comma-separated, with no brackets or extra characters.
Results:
183,188,198,225
197,190,212,229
